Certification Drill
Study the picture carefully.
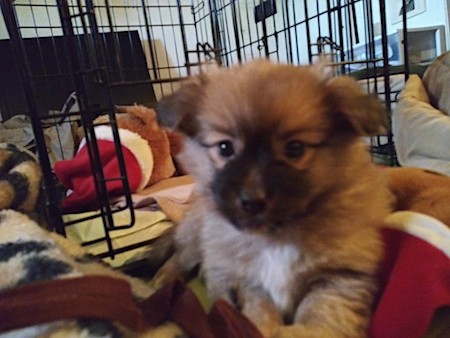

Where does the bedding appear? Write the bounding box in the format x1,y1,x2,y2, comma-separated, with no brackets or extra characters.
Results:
0,114,75,164
393,51,450,176
0,210,262,338
64,210,173,268
393,74,450,176
64,175,194,268
422,51,450,116
359,73,406,102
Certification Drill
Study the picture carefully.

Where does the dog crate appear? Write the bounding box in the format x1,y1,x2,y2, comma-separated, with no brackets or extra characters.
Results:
0,0,407,265
198,0,407,165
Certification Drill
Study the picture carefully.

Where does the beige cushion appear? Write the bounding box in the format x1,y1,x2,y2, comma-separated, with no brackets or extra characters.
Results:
393,75,450,176
423,51,450,115
397,73,430,103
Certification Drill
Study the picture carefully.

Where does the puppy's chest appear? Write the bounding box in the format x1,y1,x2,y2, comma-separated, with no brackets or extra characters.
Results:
204,228,304,311
253,244,302,309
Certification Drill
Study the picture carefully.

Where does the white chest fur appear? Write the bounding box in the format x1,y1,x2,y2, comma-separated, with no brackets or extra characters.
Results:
256,244,300,310
202,220,301,312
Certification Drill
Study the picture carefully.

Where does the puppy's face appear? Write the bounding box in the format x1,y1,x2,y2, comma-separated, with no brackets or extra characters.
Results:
158,61,386,233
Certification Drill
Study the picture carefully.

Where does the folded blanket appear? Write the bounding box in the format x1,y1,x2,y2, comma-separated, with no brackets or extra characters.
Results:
0,210,262,338
0,209,158,337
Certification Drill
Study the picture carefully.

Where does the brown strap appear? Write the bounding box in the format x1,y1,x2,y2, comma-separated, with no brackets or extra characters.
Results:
0,275,143,333
0,276,263,338
140,280,215,338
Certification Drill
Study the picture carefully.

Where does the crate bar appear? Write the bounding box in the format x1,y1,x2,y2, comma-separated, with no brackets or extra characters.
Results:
304,0,313,63
177,0,191,75
0,0,65,233
56,0,135,257
208,0,223,64
230,0,242,62
141,0,160,80
378,0,396,166
281,0,293,64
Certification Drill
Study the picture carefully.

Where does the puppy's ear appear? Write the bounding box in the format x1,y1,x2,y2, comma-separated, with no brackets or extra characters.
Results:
326,76,388,136
157,75,208,136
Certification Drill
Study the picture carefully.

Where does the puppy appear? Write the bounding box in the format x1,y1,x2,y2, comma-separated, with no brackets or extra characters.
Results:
155,61,393,338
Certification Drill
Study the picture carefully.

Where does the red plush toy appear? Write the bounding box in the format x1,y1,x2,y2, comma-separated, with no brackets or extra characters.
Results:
368,167,450,337
55,126,153,213
55,105,180,213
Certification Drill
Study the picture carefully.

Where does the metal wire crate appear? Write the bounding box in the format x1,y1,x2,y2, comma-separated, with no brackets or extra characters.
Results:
0,0,217,262
197,0,405,165
0,0,405,262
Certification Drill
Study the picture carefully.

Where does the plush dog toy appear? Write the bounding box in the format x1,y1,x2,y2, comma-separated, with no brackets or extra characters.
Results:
94,105,181,186
55,105,181,212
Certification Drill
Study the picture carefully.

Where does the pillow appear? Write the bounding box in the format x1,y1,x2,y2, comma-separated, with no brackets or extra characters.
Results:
423,51,450,115
393,75,450,176
396,74,430,103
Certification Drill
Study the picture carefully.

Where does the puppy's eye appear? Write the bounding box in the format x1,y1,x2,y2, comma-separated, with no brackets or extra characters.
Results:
218,140,235,158
285,140,305,158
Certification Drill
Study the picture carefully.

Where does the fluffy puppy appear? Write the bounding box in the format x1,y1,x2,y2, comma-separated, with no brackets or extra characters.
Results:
155,61,393,338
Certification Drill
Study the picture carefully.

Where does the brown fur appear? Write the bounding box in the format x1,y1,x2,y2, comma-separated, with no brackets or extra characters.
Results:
155,61,393,337
113,105,178,185
386,167,450,227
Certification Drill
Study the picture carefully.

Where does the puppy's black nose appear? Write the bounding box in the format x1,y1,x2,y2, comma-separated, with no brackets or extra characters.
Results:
240,190,266,215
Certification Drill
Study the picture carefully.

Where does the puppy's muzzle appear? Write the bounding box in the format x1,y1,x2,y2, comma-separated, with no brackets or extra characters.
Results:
239,170,267,215
240,188,266,215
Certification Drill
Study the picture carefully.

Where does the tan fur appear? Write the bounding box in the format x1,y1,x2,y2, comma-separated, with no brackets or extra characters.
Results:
386,167,450,227
155,61,393,337
113,105,176,185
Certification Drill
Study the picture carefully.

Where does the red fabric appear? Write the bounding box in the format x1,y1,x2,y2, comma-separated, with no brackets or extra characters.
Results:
54,140,141,213
369,228,450,338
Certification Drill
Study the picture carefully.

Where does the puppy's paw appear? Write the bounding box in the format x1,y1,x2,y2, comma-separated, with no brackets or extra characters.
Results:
270,325,312,338
242,299,284,338
271,325,347,338
151,254,184,290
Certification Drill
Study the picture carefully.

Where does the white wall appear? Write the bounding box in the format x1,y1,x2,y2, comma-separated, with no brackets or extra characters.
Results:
1,1,449,76
386,0,449,49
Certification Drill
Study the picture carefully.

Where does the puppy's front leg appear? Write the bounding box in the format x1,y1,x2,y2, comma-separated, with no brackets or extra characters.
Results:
152,206,203,289
240,289,284,338
273,271,377,338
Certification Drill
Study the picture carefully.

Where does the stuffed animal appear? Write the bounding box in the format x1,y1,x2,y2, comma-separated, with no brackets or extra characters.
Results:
55,105,182,213
93,104,180,186
385,167,450,227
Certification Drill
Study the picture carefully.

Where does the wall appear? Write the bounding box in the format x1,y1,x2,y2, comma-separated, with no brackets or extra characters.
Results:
386,0,449,49
1,1,449,77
